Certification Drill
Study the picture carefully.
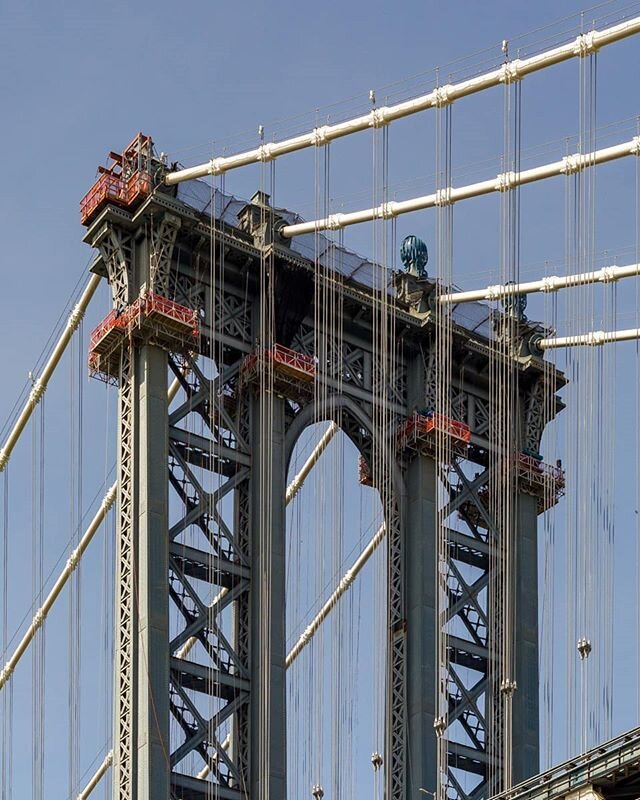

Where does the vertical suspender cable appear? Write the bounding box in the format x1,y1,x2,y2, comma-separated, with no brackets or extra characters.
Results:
1,469,11,800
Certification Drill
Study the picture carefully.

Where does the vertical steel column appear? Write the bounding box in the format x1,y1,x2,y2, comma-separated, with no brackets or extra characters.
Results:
108,223,171,800
404,354,438,799
512,492,540,784
135,343,170,798
405,453,438,797
249,386,287,799
114,346,137,800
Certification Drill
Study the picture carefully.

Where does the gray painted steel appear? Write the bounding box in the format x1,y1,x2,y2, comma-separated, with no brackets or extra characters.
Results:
82,163,568,800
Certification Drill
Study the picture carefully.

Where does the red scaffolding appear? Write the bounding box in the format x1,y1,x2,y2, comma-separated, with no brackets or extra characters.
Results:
80,133,154,225
397,411,471,458
88,292,199,382
240,344,316,397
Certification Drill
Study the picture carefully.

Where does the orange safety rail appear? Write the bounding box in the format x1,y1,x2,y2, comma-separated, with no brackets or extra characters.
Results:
136,292,199,335
80,173,127,225
89,294,198,362
145,292,199,326
124,171,151,205
517,453,565,485
358,455,373,486
80,132,154,226
88,308,129,352
399,412,471,444
270,344,316,380
242,345,316,383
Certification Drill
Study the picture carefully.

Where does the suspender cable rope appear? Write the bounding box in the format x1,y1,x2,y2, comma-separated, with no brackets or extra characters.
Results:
438,262,640,304
280,138,640,237
536,327,640,349
0,274,101,473
163,16,640,187
0,375,182,693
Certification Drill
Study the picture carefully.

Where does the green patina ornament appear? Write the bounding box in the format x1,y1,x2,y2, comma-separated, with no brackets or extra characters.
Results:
400,235,429,278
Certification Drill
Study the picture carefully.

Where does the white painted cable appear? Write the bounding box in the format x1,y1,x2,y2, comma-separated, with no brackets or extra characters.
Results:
285,523,386,667
0,274,101,473
76,751,113,800
286,422,338,504
0,482,117,691
537,327,640,349
164,16,640,187
281,138,640,237
0,376,181,693
438,262,640,304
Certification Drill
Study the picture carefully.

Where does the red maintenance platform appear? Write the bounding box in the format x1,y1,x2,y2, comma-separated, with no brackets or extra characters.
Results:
397,411,471,459
80,133,154,226
88,292,199,383
241,344,316,398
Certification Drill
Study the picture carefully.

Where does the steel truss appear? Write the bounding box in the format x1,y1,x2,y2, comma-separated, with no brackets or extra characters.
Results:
82,177,563,800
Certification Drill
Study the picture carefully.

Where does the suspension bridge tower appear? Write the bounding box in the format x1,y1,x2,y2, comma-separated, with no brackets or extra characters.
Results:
78,132,566,800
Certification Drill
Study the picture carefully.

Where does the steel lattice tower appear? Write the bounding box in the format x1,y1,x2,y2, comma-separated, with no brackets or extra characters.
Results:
81,135,564,800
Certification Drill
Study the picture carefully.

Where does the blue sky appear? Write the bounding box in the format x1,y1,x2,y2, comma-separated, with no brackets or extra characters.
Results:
1,0,640,797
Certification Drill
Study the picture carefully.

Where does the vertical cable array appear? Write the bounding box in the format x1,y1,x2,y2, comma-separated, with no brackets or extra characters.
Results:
486,53,522,795
1,468,11,800
68,321,83,797
500,65,522,795
371,114,384,795
540,286,559,770
311,128,327,799
256,146,278,800
636,117,640,727
565,37,599,756
31,399,46,800
434,80,454,800
370,110,397,800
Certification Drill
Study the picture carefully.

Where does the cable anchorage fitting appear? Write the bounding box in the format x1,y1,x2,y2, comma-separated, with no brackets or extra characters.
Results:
573,31,599,57
434,188,453,207
372,106,391,128
326,213,345,231
541,276,561,293
433,84,454,108
371,752,383,770
312,126,331,147
577,637,592,659
376,201,399,220
495,170,517,192
208,157,226,177
599,266,618,283
500,678,518,695
486,284,504,301
28,378,46,407
433,715,446,736
66,546,81,572
312,785,324,800
257,143,274,163
67,302,85,331
498,59,522,84
560,153,586,176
